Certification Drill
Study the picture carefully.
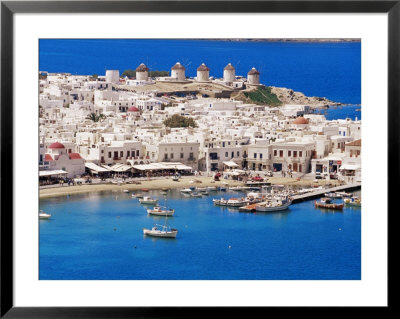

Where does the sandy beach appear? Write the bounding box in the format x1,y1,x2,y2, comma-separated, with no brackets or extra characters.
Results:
39,175,342,199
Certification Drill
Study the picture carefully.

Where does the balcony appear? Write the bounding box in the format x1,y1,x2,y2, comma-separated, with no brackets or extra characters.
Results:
113,157,121,161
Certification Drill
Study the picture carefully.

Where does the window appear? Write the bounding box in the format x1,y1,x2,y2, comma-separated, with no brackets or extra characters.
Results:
288,150,291,157
120,151,123,157
260,153,263,159
108,152,111,158
237,151,240,157
254,153,257,158
127,151,130,157
225,152,229,157
293,151,297,158
222,142,225,147
170,153,174,159
180,153,184,159
280,150,283,157
274,150,277,157
165,154,168,159
231,152,234,158
299,151,302,157
136,150,139,156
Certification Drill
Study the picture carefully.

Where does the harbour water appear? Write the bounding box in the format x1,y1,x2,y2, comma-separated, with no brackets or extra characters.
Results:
39,189,361,280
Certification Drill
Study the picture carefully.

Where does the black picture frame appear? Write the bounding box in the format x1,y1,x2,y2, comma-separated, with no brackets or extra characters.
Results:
1,1,395,317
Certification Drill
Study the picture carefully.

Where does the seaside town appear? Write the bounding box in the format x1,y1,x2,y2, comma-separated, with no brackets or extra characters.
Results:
39,62,361,198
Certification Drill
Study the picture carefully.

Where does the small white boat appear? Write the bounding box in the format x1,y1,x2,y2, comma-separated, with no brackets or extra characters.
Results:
143,225,178,238
172,176,180,181
334,191,352,198
139,196,158,205
213,198,228,206
324,192,342,198
39,210,51,220
180,188,193,194
255,196,292,212
132,193,144,198
190,192,202,198
226,197,249,207
147,206,175,216
123,189,129,193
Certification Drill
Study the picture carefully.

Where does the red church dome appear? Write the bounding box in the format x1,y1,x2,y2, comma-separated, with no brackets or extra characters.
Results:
293,117,308,124
48,142,65,149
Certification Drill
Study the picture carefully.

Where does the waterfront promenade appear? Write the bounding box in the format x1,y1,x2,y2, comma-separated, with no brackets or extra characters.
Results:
39,174,345,199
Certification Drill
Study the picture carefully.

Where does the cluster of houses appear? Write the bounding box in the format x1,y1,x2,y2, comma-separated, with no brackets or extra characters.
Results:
39,65,361,184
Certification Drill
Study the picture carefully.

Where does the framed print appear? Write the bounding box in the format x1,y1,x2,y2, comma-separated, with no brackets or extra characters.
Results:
1,0,395,317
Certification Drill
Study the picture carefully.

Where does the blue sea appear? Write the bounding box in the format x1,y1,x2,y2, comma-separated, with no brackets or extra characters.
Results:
39,189,361,280
39,39,361,105
39,40,361,280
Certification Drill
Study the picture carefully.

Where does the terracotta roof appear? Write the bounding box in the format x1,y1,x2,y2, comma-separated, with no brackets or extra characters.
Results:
248,67,260,75
44,154,53,161
171,62,185,70
49,142,65,149
346,139,361,147
224,63,235,70
69,153,82,160
197,63,209,71
128,106,140,112
293,117,309,124
136,63,149,72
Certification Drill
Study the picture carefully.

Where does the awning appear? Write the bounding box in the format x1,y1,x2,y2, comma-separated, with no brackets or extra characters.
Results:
339,164,361,170
108,164,133,172
132,162,192,171
223,161,239,168
85,162,111,173
39,170,68,177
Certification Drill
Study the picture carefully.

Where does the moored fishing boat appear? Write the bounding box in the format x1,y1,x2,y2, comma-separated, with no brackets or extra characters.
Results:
255,196,292,212
143,225,178,238
39,210,51,220
314,200,344,210
139,196,158,205
190,191,202,198
147,206,175,216
213,198,228,206
344,196,361,207
180,188,193,194
226,197,249,207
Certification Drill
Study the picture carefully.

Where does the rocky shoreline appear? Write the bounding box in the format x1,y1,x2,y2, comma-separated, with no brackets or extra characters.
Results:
269,86,341,108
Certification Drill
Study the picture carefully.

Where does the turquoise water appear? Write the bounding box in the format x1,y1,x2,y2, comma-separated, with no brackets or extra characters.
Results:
39,189,361,280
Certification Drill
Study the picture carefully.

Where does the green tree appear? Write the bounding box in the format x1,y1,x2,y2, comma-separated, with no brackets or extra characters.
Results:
163,114,198,128
86,112,106,122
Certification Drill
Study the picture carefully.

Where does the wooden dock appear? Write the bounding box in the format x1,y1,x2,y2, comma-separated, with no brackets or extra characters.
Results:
291,183,361,203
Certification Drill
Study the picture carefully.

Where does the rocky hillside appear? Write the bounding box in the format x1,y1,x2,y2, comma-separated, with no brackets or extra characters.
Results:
270,86,340,107
232,85,340,108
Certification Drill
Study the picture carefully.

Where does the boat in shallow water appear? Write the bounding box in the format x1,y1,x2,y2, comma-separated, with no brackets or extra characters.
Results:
139,196,158,205
147,206,174,216
39,210,51,220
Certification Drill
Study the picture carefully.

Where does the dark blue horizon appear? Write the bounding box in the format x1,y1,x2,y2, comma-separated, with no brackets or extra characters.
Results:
39,39,361,105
